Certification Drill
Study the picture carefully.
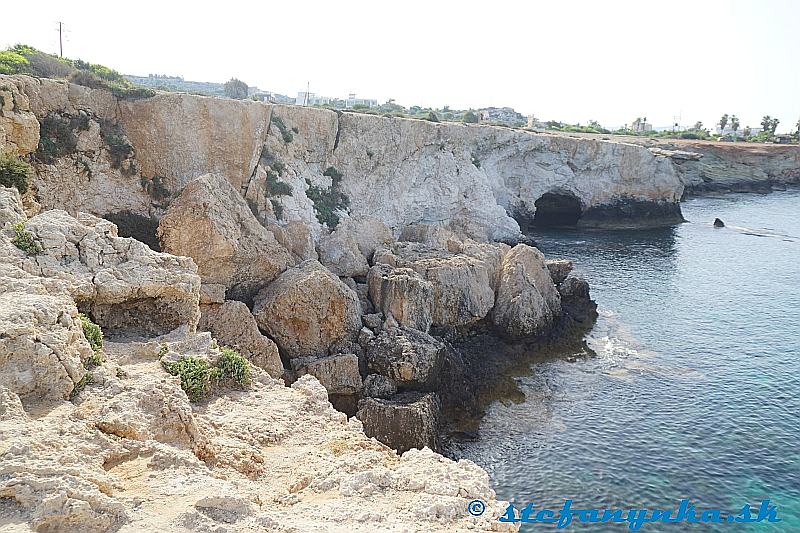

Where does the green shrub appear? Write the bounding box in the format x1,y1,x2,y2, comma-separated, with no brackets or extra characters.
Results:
110,85,155,100
11,223,41,255
36,114,78,163
217,347,251,387
0,152,32,193
9,45,72,78
70,372,94,400
426,111,440,123
270,115,293,143
306,174,349,228
0,50,28,74
69,70,109,90
100,119,133,168
79,313,103,361
162,356,218,402
462,111,479,124
266,170,292,196
270,198,284,220
322,166,343,185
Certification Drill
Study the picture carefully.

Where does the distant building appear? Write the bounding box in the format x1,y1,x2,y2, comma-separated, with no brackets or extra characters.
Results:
631,119,653,133
296,91,376,108
716,126,762,138
477,107,525,126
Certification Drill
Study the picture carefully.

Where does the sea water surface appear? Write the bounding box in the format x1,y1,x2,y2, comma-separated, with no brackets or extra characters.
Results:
456,190,800,531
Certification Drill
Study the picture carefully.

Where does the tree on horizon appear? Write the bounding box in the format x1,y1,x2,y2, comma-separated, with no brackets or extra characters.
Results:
224,78,248,99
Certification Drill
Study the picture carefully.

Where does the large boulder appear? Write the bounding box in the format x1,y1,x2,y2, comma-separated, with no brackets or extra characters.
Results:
492,244,562,338
367,264,433,332
318,215,394,278
252,260,362,359
291,353,362,395
366,327,445,391
317,229,369,278
10,210,200,336
356,392,440,453
157,173,294,305
198,300,283,378
0,264,92,403
373,242,496,328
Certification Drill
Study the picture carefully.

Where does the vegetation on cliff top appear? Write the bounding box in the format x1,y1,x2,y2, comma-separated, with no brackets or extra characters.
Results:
0,44,154,100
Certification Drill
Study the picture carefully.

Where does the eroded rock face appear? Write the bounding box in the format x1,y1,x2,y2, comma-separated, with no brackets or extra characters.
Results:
374,242,496,328
8,209,200,336
0,186,26,227
252,260,362,359
367,264,433,332
0,264,91,403
366,327,445,391
198,300,283,378
158,173,293,305
357,392,441,454
493,244,562,338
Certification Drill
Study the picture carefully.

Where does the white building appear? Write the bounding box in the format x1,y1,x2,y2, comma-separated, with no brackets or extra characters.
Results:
716,126,762,138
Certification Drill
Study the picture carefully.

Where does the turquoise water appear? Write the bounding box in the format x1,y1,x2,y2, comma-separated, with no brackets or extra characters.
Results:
457,190,800,531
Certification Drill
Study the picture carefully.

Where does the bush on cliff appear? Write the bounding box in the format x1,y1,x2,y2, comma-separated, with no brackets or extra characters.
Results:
0,152,32,193
11,223,42,255
306,166,350,228
162,356,218,402
217,347,252,387
79,313,104,369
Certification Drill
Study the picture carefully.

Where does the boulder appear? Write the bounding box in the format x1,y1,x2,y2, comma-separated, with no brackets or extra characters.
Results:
367,264,433,332
362,374,397,399
318,229,369,277
545,259,574,285
559,275,592,300
318,215,394,278
399,224,461,251
373,242,495,328
198,300,283,378
366,327,445,391
0,264,92,403
274,220,317,262
356,392,440,453
157,173,293,305
252,260,362,359
14,210,200,336
492,244,562,338
292,354,362,395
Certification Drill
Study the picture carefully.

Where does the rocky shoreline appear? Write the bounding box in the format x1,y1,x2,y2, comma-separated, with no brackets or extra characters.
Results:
1,74,796,531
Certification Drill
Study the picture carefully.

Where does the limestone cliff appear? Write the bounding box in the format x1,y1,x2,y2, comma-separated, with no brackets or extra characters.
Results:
1,75,686,240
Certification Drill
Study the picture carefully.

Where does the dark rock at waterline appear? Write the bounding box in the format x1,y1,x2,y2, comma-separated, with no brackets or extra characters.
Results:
714,218,725,227
579,198,685,229
545,259,574,285
357,392,440,453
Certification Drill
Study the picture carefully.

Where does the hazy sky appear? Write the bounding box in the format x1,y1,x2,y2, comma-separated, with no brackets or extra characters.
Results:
3,0,798,131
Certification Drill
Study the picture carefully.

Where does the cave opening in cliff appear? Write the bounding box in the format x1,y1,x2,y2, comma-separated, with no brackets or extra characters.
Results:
103,211,161,251
532,193,582,228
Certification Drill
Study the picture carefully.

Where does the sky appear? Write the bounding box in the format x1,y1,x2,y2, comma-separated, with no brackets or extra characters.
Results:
3,0,798,132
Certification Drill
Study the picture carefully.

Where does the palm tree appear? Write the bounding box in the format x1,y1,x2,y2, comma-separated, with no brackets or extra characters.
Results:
730,115,740,133
761,115,773,132
719,114,729,131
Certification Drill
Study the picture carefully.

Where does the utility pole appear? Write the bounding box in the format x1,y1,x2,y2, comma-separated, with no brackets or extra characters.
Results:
57,22,64,57
304,81,309,106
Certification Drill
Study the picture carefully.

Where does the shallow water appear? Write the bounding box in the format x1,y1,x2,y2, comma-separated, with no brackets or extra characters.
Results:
456,190,800,531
